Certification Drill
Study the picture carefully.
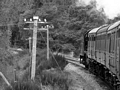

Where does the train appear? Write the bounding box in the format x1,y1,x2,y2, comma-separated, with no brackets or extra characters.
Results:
79,20,120,90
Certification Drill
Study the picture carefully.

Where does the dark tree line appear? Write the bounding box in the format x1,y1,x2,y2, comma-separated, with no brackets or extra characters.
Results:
0,0,112,55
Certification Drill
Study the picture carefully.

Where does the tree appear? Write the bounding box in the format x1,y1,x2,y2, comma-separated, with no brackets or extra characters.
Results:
0,0,107,54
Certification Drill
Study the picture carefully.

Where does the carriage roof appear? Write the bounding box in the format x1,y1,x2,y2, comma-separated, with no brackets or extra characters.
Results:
89,24,108,35
108,20,120,31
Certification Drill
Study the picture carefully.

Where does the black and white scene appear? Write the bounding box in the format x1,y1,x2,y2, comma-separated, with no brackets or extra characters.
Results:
0,0,120,90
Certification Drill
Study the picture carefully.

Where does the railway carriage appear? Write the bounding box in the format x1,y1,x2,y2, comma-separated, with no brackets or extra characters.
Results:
80,21,120,90
107,21,120,82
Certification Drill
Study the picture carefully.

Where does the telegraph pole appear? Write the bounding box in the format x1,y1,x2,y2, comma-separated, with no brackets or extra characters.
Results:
25,37,32,78
31,16,38,80
24,16,53,80
47,25,49,60
24,16,39,80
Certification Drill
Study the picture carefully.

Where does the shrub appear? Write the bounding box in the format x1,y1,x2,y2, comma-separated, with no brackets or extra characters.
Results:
4,81,41,90
36,49,68,73
62,44,75,54
0,48,14,65
36,54,68,73
36,69,72,90
74,49,80,57
50,54,68,70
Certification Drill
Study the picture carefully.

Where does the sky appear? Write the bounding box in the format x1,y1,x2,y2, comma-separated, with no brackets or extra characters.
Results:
79,0,120,19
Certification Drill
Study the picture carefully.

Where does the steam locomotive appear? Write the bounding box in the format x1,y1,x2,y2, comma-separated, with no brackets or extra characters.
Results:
80,21,120,90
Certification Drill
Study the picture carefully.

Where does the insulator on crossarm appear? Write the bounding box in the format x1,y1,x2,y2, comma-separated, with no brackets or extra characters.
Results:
46,25,49,28
30,18,32,21
24,18,26,22
39,19,41,22
44,19,47,22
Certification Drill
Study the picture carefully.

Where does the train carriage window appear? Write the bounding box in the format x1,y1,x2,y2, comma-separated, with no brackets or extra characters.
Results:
97,36,99,50
90,36,91,49
117,30,120,37
96,37,98,50
102,35,104,51
99,36,100,50
111,33,115,53
99,35,101,50
98,37,100,50
104,35,106,51
88,37,90,48
112,34,114,52
105,35,107,50
113,33,115,53
102,38,104,51
107,34,110,52
96,39,98,50
95,37,97,50
102,39,104,51
97,39,99,50
101,39,102,50
110,34,112,53
91,36,93,49
99,36,102,50
111,34,113,53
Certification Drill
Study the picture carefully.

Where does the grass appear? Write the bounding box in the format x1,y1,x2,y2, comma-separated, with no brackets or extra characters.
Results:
2,48,70,90
4,81,41,90
36,54,68,73
35,49,70,90
36,69,72,90
36,48,68,71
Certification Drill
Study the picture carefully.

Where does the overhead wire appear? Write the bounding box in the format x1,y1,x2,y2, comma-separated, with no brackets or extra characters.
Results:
0,19,67,72
0,23,26,27
1,19,80,88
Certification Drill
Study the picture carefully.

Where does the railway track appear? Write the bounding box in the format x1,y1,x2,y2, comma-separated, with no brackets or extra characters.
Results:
53,53,112,89
53,52,80,63
64,56,112,90
64,56,86,68
53,52,84,66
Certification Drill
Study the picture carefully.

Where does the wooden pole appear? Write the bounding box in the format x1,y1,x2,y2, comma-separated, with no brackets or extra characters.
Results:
29,37,32,54
28,37,32,78
47,28,49,60
31,17,38,80
24,16,53,80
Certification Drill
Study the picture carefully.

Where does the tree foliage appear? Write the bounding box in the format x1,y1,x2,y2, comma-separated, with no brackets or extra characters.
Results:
0,0,107,55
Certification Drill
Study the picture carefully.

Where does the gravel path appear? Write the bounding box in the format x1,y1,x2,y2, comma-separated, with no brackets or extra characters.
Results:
64,63,112,90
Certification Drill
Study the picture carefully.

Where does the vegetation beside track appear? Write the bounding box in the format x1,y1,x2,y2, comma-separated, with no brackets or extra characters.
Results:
3,49,71,90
